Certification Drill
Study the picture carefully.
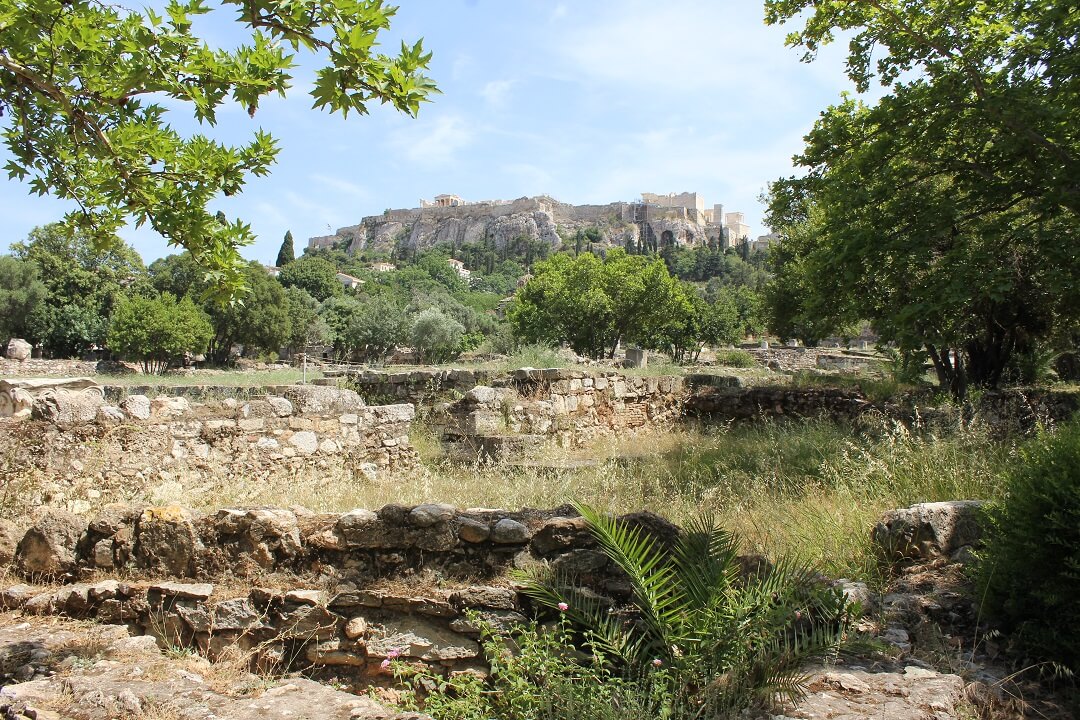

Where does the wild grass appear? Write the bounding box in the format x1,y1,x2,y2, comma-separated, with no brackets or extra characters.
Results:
100,367,323,387
172,415,1011,587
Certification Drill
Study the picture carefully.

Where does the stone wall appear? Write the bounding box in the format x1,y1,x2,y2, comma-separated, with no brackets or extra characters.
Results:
685,382,1080,432
434,369,686,453
339,368,494,406
0,357,100,377
0,385,418,513
0,503,676,682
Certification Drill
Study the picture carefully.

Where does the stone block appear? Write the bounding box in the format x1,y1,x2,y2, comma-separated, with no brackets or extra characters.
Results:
873,501,985,561
16,508,87,578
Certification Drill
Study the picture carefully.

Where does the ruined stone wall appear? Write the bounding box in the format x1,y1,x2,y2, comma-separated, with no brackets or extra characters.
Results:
436,369,686,451
0,357,100,377
0,386,418,514
684,382,1080,433
339,369,494,406
0,503,674,681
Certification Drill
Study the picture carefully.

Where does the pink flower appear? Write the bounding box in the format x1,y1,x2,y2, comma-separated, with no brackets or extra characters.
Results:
387,649,401,659
557,602,569,612
794,611,803,621
652,658,663,668
380,659,391,669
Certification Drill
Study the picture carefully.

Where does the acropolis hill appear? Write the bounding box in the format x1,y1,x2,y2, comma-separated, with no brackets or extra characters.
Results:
307,193,756,256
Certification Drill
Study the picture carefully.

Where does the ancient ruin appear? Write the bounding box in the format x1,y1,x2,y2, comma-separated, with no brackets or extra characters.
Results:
307,193,757,257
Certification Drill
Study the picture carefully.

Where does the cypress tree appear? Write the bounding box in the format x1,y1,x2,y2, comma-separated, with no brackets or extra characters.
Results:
276,230,295,267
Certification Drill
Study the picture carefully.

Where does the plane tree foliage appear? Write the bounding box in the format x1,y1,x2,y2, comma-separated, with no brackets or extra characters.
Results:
0,0,436,302
508,249,690,360
763,0,1080,397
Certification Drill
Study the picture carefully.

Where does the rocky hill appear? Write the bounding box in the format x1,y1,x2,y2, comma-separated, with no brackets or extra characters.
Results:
308,196,725,256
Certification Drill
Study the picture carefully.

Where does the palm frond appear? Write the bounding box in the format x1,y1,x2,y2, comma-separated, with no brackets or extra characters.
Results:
673,512,741,612
575,502,687,658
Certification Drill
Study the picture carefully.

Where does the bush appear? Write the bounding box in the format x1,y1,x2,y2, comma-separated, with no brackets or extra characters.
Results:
412,307,465,364
514,505,853,717
976,423,1080,673
713,348,757,368
108,293,213,374
395,616,664,720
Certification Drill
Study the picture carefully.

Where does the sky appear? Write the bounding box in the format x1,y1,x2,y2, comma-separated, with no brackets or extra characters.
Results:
0,0,860,266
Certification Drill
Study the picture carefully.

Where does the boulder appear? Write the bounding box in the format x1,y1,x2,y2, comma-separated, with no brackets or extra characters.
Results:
15,509,87,578
5,338,31,361
873,501,985,562
120,394,152,420
531,516,590,555
490,518,531,544
31,388,105,424
134,506,202,576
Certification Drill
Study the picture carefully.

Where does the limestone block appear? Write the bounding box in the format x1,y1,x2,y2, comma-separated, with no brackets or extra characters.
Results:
281,385,365,415
96,405,125,425
373,403,416,425
135,506,202,576
146,582,215,601
266,396,294,417
449,586,517,611
288,431,319,455
211,598,269,631
32,388,106,424
365,617,479,661
306,639,366,666
531,516,591,556
5,338,31,360
16,508,87,578
464,386,498,405
277,604,339,640
151,396,190,418
873,500,985,561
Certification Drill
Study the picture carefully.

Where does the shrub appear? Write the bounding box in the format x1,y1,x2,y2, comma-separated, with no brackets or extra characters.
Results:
395,616,664,720
515,504,853,717
108,293,212,374
713,348,757,368
976,423,1080,673
412,307,465,364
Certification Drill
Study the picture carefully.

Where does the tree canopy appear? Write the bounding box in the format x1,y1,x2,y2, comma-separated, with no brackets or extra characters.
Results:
509,249,689,360
0,256,47,344
0,0,436,301
108,292,213,373
763,0,1080,396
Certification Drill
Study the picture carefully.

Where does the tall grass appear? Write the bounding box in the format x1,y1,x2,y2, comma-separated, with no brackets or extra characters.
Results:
178,415,1011,585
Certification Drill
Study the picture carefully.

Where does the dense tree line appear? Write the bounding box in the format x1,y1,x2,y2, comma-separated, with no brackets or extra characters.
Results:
1,222,771,371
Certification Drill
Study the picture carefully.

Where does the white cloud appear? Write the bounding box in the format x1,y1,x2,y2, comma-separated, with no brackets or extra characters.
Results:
389,113,475,167
309,174,372,202
480,79,516,108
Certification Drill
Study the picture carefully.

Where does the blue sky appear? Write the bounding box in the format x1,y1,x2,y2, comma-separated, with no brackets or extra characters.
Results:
0,0,858,266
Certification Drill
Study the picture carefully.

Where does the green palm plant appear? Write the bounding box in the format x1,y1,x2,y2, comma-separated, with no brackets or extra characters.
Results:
514,503,854,717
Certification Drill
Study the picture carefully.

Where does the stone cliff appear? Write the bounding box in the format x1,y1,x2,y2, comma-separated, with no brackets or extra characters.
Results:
308,196,724,256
